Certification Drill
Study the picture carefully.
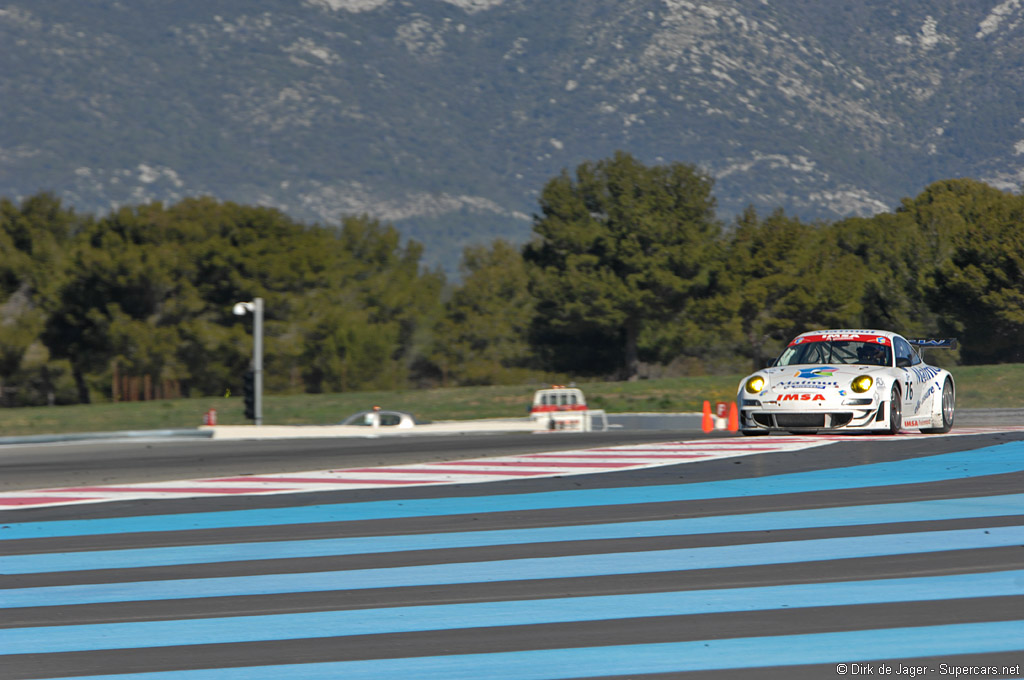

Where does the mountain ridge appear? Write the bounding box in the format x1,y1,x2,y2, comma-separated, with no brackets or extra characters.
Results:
2,0,1023,273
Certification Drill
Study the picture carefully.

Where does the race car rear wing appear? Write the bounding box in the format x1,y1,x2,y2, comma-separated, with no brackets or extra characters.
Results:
908,338,958,350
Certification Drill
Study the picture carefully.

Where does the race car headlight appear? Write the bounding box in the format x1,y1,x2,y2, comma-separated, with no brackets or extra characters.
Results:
851,375,874,393
745,376,766,394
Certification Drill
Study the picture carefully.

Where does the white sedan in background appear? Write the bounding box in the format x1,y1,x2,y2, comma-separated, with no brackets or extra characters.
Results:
338,409,422,428
737,329,956,435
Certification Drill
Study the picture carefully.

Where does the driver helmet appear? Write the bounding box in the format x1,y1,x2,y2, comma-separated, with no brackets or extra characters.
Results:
857,343,887,365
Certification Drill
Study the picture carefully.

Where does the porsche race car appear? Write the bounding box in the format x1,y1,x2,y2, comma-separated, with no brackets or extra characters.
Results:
737,329,956,435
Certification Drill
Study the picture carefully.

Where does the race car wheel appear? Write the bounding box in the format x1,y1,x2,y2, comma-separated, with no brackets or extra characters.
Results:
886,385,902,435
921,377,955,434
740,429,769,436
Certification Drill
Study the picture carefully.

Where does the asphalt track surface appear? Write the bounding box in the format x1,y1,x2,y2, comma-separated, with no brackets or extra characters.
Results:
0,430,732,492
2,422,1024,678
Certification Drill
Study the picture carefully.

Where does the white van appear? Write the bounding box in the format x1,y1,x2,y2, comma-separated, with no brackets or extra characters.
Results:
530,386,588,415
529,386,606,431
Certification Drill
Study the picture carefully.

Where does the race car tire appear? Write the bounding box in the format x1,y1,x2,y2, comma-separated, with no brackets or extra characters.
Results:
886,385,902,435
921,377,954,434
740,429,768,436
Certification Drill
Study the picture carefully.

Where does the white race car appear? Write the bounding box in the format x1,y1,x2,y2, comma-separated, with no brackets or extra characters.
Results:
737,329,956,435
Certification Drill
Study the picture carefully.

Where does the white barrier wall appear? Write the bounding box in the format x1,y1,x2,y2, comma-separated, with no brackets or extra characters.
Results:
204,418,538,440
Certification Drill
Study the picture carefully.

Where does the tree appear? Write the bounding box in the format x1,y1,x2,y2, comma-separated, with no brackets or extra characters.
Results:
40,199,446,401
832,211,939,338
523,151,721,379
431,239,535,385
722,208,867,369
0,192,79,301
328,215,445,389
1,193,83,404
299,301,400,393
902,179,1024,363
42,210,186,402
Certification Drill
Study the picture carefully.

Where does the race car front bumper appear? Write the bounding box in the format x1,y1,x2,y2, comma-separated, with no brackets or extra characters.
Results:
739,399,886,432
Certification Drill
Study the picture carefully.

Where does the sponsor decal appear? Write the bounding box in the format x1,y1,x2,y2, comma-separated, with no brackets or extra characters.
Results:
786,333,892,346
776,380,839,390
914,384,936,413
903,418,929,428
778,393,827,401
908,338,958,349
791,333,891,346
911,366,941,382
794,366,836,379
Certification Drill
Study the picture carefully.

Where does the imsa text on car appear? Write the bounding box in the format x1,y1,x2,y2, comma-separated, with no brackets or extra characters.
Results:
737,330,956,435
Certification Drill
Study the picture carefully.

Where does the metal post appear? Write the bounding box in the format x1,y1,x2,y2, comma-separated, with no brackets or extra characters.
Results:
233,297,264,426
253,297,263,426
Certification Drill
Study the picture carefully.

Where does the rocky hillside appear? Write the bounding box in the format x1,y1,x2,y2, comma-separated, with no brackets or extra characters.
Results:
2,0,1023,272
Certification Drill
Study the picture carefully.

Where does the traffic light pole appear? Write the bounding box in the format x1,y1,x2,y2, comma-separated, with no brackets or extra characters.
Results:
252,297,263,426
233,297,264,426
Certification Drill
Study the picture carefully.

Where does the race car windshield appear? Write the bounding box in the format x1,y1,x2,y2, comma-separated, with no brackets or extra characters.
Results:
775,340,892,367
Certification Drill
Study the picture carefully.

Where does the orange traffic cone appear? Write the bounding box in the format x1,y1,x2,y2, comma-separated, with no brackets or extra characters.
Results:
727,402,739,432
702,400,713,433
